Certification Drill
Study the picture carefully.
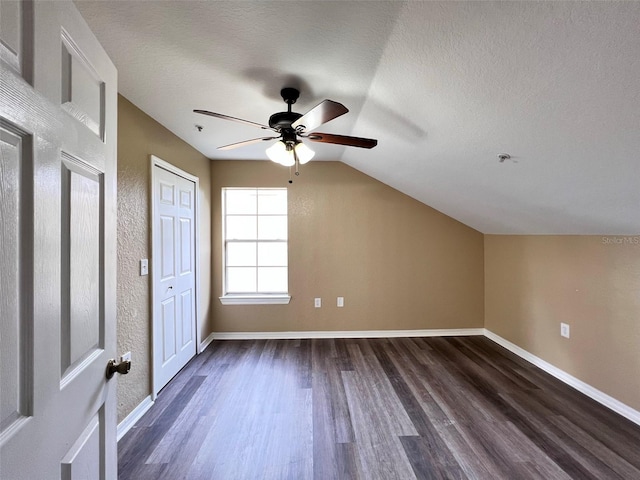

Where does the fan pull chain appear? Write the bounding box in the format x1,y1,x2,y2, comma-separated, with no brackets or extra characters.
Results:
294,148,300,176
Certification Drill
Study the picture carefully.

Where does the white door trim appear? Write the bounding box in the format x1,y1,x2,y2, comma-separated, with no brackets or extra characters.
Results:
150,155,200,399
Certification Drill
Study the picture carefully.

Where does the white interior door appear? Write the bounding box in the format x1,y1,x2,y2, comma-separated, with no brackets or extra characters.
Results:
0,1,117,478
152,159,198,395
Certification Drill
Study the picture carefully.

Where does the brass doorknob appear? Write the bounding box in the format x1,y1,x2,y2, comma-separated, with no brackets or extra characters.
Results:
106,359,131,379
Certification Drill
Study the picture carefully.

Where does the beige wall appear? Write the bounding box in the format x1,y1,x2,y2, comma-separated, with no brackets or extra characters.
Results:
210,160,484,332
117,96,212,422
485,235,640,411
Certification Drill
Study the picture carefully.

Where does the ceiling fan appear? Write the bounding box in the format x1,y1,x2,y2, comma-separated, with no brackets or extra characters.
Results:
194,87,377,169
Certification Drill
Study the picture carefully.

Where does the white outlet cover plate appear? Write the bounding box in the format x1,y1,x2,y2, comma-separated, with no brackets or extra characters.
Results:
314,298,321,308
140,259,149,276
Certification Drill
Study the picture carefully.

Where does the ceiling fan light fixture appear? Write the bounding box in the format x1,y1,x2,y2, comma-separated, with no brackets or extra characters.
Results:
295,142,315,164
266,141,293,166
266,140,314,167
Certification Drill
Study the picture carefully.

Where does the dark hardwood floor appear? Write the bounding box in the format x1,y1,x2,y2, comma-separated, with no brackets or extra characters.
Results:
118,337,640,479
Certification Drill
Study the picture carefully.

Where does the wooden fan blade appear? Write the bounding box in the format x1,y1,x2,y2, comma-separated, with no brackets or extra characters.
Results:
218,137,279,150
306,132,378,149
291,100,348,132
194,110,273,130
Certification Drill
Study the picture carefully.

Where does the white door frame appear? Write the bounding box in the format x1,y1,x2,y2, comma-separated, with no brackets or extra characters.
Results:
150,154,201,399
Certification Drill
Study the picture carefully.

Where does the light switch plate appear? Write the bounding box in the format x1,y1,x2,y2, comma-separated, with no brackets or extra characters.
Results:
140,259,149,276
560,322,570,338
337,297,344,307
314,298,321,308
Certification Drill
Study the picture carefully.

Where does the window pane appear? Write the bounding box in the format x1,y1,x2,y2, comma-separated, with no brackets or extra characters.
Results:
257,267,288,292
257,242,287,266
223,188,289,295
258,216,287,240
258,189,287,215
226,215,256,240
227,267,256,292
225,189,257,215
227,242,256,266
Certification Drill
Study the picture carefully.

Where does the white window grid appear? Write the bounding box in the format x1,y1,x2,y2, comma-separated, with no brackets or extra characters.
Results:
222,188,288,295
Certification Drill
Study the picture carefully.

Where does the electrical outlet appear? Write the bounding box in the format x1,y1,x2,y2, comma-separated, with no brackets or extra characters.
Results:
337,297,344,307
314,298,321,308
560,323,570,338
121,351,132,362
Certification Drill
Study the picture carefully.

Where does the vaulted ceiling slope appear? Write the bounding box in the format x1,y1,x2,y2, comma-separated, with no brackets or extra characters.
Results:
75,1,640,234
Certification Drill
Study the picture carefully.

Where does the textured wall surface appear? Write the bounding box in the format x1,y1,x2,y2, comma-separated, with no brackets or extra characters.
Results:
210,161,484,332
117,96,212,423
485,235,640,411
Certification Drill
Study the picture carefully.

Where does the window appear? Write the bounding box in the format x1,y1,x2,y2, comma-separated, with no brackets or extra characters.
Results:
220,188,290,305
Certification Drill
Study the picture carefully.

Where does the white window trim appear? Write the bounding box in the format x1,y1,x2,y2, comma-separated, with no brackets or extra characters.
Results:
220,187,290,306
219,294,291,305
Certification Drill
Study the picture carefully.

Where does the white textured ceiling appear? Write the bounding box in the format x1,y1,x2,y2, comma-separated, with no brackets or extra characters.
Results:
75,1,640,234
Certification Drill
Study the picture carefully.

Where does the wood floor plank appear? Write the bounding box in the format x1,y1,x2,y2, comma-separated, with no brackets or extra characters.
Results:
119,337,640,479
371,341,462,473
334,441,364,480
341,370,418,479
434,422,514,480
347,341,419,437
400,434,466,479
550,414,640,479
311,341,358,479
524,386,640,469
118,375,205,479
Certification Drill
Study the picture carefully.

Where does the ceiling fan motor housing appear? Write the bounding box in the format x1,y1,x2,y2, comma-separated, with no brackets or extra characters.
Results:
269,111,302,129
280,128,297,145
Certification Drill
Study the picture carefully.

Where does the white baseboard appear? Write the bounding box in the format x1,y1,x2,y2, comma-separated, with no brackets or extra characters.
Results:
199,331,216,352
117,395,154,442
211,328,485,340
484,329,640,427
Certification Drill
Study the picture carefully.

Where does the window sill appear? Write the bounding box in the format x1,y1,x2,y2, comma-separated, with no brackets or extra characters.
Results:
219,295,291,305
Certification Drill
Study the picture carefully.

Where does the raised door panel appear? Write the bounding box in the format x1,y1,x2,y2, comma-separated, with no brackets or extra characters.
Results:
179,188,191,209
160,215,176,280
161,297,177,364
160,181,175,205
0,122,34,441
179,217,192,274
0,0,32,80
60,153,103,385
60,413,102,480
180,290,193,350
61,31,105,139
